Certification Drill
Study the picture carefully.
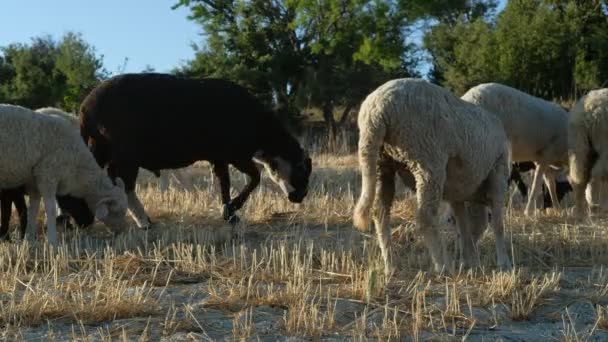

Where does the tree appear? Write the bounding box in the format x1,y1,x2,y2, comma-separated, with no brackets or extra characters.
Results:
0,32,106,112
54,32,107,111
173,0,419,141
423,0,608,100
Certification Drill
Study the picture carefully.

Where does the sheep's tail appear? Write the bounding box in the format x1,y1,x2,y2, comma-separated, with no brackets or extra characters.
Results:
568,121,591,186
353,113,386,232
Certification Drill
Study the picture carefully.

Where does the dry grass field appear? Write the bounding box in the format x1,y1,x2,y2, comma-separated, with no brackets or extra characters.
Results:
2,134,608,341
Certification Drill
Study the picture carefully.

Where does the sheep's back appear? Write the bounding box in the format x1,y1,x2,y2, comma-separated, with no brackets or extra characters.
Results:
79,73,290,168
0,104,87,188
570,88,608,154
360,79,508,201
461,83,568,163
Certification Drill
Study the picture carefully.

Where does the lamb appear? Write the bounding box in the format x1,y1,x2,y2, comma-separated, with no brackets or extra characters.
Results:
568,88,608,217
0,104,128,246
79,73,312,228
0,107,94,240
352,78,512,276
461,83,569,216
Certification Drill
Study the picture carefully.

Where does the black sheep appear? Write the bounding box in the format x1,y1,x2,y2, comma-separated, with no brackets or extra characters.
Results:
79,73,312,226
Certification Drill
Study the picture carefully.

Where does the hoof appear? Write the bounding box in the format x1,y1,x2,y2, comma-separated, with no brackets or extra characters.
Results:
57,215,73,230
498,259,513,272
228,215,240,226
222,204,236,221
140,223,153,230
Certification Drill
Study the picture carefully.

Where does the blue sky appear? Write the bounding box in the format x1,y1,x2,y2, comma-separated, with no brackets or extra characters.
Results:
0,0,200,74
0,0,508,77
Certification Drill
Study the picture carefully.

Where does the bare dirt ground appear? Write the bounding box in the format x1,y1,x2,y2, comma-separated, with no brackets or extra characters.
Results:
2,147,608,341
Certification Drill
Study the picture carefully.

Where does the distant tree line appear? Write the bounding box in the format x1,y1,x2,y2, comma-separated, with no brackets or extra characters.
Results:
0,32,106,113
2,0,608,133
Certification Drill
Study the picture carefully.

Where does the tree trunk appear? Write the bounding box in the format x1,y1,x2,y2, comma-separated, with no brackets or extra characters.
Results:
338,102,355,126
322,100,337,151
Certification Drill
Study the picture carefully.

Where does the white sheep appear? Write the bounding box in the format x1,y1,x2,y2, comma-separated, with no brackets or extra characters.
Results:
461,83,569,216
353,78,512,276
0,104,128,246
569,88,608,217
35,107,79,128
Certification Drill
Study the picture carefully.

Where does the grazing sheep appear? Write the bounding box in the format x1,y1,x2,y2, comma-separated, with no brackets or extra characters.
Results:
0,104,128,246
0,107,94,241
568,88,608,217
461,83,569,216
353,78,512,276
79,73,312,228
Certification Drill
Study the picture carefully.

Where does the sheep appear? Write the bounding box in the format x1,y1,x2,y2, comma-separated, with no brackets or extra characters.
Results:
79,73,312,228
461,83,569,216
568,88,608,217
0,107,94,241
0,104,128,246
36,106,80,127
352,78,512,276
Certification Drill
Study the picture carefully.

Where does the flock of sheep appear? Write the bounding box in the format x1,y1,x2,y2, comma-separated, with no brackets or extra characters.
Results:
354,78,608,277
0,73,606,279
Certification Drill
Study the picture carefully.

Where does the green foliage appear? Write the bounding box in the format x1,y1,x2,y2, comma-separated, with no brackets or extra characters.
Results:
0,32,106,112
173,0,419,129
424,0,608,100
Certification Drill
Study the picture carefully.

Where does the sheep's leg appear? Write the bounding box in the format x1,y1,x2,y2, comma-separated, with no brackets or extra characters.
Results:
451,201,484,270
25,194,41,243
229,160,261,213
450,201,470,269
569,124,593,218
396,166,416,190
414,164,450,274
373,157,396,278
109,162,151,229
353,123,386,232
542,168,560,210
213,163,235,222
509,168,528,199
586,178,605,213
14,194,27,240
573,181,590,218
524,164,545,216
486,157,512,271
126,192,152,229
159,170,170,193
42,195,58,247
0,192,11,240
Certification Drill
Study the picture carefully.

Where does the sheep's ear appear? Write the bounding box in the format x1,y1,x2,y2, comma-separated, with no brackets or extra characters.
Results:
95,198,112,220
115,178,125,190
95,204,109,220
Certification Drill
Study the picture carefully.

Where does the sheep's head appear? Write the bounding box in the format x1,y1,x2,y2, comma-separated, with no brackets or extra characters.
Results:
254,150,312,203
95,177,128,230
